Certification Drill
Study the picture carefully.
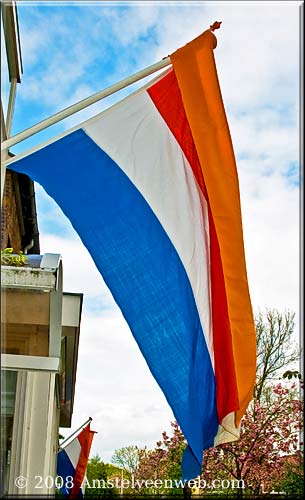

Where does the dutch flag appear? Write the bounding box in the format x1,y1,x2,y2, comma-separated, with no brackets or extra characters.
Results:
10,28,256,480
57,423,95,497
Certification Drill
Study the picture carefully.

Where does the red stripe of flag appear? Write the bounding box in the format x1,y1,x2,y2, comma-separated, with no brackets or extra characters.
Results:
69,424,96,498
148,70,239,422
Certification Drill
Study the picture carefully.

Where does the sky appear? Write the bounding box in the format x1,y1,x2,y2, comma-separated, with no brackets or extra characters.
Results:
3,0,302,462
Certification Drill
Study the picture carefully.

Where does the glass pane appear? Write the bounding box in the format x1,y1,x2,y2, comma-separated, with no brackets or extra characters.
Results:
0,370,17,497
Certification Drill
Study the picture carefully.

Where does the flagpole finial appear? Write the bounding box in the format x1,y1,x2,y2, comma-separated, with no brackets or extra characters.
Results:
210,21,222,31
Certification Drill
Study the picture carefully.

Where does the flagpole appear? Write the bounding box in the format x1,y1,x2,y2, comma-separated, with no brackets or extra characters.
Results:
59,417,93,450
1,22,222,158
1,56,171,152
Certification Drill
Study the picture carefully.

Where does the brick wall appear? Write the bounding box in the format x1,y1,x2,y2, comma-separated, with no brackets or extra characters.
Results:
1,170,22,252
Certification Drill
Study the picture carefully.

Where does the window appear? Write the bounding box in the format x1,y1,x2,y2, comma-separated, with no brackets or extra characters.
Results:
0,370,17,497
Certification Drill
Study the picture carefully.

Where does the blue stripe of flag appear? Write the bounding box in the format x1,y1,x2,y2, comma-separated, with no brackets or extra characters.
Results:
11,129,218,478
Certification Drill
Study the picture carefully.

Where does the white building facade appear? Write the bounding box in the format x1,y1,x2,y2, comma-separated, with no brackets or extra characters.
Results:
1,3,84,496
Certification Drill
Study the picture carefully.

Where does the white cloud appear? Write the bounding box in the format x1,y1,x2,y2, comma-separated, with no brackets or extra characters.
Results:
39,230,111,302
62,311,174,462
94,4,161,46
17,9,53,67
229,111,298,178
239,169,299,315
154,4,299,113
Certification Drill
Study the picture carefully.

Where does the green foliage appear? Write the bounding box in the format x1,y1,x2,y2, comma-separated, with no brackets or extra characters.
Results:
254,309,299,402
201,309,303,498
55,489,65,498
274,455,304,496
135,422,187,496
111,445,140,478
84,454,120,498
1,247,27,266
